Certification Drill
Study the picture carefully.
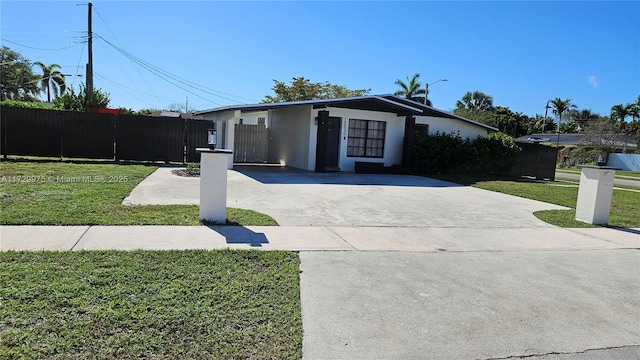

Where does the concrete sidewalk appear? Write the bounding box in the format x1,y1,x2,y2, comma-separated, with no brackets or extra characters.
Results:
2,225,639,360
1,225,638,252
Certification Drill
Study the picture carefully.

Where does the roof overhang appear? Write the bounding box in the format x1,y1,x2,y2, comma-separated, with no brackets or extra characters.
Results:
195,95,423,117
380,95,499,132
196,95,498,132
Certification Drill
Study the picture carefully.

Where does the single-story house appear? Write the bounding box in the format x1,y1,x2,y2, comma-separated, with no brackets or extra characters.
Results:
195,95,497,172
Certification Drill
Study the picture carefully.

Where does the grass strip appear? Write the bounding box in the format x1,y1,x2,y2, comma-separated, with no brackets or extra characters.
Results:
557,168,640,179
0,162,276,226
0,250,302,359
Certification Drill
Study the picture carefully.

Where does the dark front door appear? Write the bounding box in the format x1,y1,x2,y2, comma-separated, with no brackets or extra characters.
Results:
324,116,340,170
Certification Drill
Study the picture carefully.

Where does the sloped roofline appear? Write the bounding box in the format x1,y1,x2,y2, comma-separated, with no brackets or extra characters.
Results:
379,95,498,132
195,95,423,115
195,94,498,132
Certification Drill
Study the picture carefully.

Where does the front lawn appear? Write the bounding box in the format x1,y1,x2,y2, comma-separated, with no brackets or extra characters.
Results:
0,250,302,359
433,173,640,228
0,162,276,226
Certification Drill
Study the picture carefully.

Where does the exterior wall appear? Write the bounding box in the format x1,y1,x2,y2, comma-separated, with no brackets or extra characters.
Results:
415,116,489,140
267,105,313,169
238,111,268,126
311,107,405,172
203,106,492,172
201,110,240,169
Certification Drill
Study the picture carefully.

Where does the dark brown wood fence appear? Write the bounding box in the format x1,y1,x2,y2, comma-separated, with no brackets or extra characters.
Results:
234,124,268,163
508,142,558,180
0,106,212,163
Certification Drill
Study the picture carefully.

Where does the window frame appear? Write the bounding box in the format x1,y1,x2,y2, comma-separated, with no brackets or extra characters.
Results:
346,118,386,158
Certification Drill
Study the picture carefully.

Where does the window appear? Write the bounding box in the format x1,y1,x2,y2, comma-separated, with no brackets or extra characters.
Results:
347,119,386,158
257,117,265,125
415,124,429,136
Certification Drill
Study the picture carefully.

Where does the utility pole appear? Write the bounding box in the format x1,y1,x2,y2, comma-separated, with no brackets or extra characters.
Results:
86,2,93,101
424,78,447,106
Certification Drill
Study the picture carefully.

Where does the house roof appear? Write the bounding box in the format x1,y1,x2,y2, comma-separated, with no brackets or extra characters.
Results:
196,95,422,116
196,95,497,131
150,111,204,120
379,95,498,131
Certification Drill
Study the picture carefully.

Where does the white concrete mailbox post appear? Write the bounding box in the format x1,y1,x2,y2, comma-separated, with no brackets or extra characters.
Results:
196,148,233,224
575,165,617,225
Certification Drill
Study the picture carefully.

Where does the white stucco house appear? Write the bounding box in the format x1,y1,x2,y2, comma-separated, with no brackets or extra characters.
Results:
195,95,497,172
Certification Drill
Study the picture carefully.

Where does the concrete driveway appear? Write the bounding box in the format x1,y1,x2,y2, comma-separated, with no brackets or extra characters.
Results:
124,165,566,228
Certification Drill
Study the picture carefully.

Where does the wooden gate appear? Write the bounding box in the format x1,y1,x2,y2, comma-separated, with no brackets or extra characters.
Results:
234,124,268,163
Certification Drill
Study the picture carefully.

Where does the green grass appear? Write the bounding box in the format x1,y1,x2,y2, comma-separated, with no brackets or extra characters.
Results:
557,167,640,179
434,173,640,228
555,177,640,192
0,250,302,359
0,162,277,226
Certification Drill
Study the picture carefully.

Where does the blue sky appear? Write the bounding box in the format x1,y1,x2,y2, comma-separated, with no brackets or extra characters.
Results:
2,1,638,117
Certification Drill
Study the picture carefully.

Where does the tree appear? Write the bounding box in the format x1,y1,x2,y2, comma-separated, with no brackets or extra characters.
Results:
531,114,556,133
580,116,618,147
54,84,110,111
569,109,599,131
394,73,427,105
262,77,370,103
0,46,40,101
455,91,494,114
610,103,633,152
34,62,66,103
548,98,577,133
630,96,640,121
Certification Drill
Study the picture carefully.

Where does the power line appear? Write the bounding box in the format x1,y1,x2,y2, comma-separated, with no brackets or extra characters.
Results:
94,33,256,104
95,72,177,107
95,72,162,108
71,40,86,89
93,5,158,101
93,36,223,106
0,38,83,51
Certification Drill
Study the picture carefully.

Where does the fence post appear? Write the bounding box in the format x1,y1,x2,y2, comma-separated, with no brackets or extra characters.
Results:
1,106,6,160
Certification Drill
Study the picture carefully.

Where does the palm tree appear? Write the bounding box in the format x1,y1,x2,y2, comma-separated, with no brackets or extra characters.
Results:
630,95,640,121
34,62,66,102
610,103,632,152
572,109,599,131
548,98,577,133
394,73,426,104
455,91,494,113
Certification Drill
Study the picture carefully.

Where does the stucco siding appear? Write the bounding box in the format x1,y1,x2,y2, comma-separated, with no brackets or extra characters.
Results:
238,111,268,126
268,106,312,169
416,116,489,140
311,107,405,172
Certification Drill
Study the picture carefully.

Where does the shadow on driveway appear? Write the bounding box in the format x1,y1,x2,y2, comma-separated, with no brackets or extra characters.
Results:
233,164,462,188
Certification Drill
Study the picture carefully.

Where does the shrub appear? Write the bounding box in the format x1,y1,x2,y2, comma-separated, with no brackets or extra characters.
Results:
557,146,614,167
412,131,474,174
185,162,200,176
0,100,57,109
412,131,520,175
472,132,521,174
